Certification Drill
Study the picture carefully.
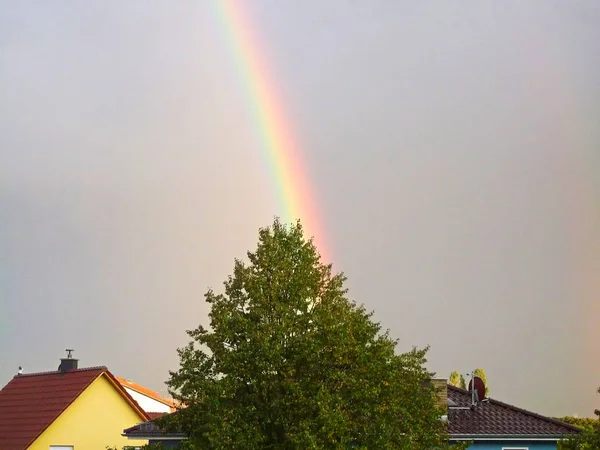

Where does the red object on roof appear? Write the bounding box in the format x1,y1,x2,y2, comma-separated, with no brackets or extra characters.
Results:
0,366,149,450
146,411,168,420
468,376,486,402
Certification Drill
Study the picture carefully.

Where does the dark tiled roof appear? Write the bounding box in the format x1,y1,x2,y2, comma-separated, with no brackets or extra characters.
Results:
448,385,581,438
0,366,150,450
124,412,187,438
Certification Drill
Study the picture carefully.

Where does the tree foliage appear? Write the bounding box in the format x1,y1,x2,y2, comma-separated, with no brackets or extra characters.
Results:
553,416,598,433
558,387,600,450
448,371,466,390
164,219,458,449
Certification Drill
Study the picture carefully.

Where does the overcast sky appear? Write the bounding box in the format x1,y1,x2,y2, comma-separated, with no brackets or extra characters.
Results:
1,0,599,417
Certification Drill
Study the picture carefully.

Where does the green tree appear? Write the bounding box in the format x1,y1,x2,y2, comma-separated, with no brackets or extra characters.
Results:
449,371,466,389
164,219,460,449
106,444,165,450
559,387,600,450
553,416,597,433
473,368,489,397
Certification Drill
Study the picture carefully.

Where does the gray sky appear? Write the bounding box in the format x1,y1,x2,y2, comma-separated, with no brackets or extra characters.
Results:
1,0,599,417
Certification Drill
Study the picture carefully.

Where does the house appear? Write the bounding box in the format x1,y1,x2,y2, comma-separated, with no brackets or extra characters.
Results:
115,375,176,415
122,380,582,450
123,413,187,449
446,383,581,449
0,354,150,450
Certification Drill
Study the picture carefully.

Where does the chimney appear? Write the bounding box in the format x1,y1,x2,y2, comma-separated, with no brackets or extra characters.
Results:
431,378,448,411
58,349,78,373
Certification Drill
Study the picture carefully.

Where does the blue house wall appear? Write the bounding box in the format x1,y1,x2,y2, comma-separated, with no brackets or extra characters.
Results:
458,441,559,450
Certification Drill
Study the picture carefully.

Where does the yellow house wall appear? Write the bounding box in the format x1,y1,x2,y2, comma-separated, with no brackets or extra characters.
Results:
29,374,147,450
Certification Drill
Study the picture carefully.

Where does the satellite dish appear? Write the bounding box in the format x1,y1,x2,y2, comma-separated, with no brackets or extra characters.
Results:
468,376,486,403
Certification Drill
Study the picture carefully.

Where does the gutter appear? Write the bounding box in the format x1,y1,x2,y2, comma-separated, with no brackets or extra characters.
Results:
451,434,575,442
123,433,188,441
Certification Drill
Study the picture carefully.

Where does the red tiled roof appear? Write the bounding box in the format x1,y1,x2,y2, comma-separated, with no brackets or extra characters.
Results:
115,375,176,410
448,384,581,437
0,367,150,450
147,411,168,420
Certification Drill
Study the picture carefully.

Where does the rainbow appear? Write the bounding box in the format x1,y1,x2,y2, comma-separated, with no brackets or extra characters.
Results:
529,24,600,397
211,1,329,262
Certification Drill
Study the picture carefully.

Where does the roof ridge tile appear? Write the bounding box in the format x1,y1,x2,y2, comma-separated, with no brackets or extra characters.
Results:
13,366,108,378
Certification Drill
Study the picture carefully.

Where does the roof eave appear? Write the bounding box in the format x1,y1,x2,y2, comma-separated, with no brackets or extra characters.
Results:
101,372,151,421
115,376,176,408
124,386,175,407
450,433,576,441
123,433,187,440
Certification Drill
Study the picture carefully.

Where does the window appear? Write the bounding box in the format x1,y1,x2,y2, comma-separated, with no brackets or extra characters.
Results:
502,447,528,450
49,446,74,450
